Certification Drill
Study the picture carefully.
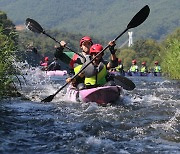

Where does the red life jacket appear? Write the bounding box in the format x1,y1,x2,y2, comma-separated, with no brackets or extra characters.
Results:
69,54,78,69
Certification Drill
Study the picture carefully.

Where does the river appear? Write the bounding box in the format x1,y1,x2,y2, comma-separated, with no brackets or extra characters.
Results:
0,67,180,153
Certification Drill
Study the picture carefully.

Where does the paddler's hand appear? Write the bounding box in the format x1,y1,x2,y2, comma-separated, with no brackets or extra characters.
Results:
66,77,76,86
60,40,66,48
78,72,85,78
54,41,66,54
108,40,116,55
66,77,71,83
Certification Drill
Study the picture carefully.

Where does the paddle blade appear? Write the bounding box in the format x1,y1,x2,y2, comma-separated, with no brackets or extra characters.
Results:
114,75,135,90
127,5,150,29
41,94,55,102
25,18,44,33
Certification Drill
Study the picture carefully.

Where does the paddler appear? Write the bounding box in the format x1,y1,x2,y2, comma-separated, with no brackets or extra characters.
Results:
140,61,148,75
110,58,124,74
129,59,139,73
154,61,161,76
54,36,117,88
76,42,118,89
54,36,93,86
40,56,50,71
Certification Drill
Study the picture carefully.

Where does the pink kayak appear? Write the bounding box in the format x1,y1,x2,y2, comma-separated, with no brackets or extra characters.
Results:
66,85,123,105
46,70,67,76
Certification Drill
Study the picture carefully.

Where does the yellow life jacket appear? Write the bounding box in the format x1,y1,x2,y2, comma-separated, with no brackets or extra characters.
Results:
140,66,147,73
130,65,138,72
74,64,82,74
85,64,107,86
115,64,123,72
154,66,161,73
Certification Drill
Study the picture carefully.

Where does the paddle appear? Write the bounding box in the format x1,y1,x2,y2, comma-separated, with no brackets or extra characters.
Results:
113,75,135,90
25,18,85,59
41,5,150,102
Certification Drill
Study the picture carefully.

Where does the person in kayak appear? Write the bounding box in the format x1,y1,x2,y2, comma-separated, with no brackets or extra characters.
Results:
140,61,148,75
54,36,93,85
40,56,50,71
154,61,161,76
54,36,92,70
47,57,61,71
129,59,139,74
77,43,117,89
55,36,117,87
114,59,124,74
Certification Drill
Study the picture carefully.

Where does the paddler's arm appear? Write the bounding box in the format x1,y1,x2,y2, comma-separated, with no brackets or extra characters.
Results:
107,41,118,69
54,41,74,65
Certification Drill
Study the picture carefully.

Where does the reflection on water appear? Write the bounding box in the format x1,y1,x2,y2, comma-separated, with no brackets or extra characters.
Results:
0,65,180,153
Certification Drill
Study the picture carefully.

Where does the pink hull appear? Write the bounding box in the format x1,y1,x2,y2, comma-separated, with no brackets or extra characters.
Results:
46,70,67,76
66,85,122,105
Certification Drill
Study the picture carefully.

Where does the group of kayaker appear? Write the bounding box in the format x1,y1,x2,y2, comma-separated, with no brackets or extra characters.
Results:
110,59,161,76
128,59,161,74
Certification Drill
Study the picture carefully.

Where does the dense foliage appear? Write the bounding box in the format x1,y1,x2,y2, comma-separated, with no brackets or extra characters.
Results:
161,28,180,79
0,0,179,41
0,11,18,97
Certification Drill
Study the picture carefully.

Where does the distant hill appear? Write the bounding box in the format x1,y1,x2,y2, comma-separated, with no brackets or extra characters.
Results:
0,0,179,42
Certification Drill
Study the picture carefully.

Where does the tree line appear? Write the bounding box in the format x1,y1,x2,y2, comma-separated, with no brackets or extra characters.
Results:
18,26,180,79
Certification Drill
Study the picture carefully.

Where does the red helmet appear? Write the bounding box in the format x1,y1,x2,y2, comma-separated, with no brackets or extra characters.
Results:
155,61,158,64
132,59,137,64
118,59,122,63
44,57,49,61
80,36,93,46
142,61,146,65
90,44,103,54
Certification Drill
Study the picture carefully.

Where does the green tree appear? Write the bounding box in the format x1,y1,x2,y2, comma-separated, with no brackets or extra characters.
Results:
116,48,136,71
161,28,180,79
132,39,162,67
0,11,18,97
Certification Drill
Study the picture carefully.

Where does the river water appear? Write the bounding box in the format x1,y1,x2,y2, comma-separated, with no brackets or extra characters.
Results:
0,67,180,154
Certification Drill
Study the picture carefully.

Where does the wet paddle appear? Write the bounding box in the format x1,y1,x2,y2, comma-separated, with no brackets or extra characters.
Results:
113,75,135,90
41,5,150,102
25,18,85,59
